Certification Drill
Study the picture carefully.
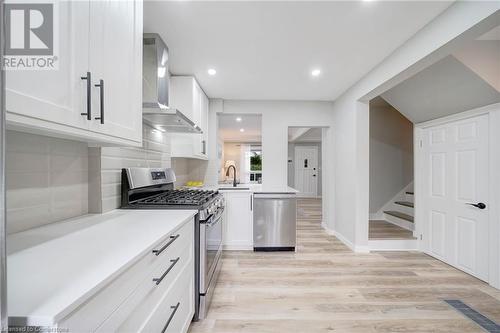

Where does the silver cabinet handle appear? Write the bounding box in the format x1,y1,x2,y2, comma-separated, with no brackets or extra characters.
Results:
152,234,179,256
153,257,180,285
80,72,91,120
161,302,180,333
94,79,104,124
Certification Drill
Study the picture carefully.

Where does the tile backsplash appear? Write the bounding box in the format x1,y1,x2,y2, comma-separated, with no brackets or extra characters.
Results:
91,124,172,213
6,131,89,234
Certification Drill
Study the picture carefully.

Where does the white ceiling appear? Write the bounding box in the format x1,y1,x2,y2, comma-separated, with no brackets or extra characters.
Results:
144,1,452,101
381,55,500,123
218,114,262,142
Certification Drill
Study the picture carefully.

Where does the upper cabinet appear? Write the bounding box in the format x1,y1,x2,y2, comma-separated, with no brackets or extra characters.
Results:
5,0,143,147
170,76,209,159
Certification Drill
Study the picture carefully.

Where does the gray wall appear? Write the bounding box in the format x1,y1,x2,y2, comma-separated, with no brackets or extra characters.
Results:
369,100,413,213
287,141,322,196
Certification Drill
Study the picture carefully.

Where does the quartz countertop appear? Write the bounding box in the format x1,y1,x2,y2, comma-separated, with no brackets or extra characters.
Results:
7,209,197,326
202,184,299,193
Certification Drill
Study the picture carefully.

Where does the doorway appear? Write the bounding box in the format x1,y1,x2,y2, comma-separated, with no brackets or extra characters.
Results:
287,127,323,198
294,146,319,197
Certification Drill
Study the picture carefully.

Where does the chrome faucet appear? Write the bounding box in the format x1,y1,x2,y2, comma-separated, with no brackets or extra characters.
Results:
225,165,237,187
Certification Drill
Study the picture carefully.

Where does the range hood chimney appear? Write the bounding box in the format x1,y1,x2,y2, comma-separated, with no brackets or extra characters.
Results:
142,33,202,133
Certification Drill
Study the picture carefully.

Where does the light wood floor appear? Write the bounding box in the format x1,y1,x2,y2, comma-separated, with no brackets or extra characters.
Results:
189,198,500,333
369,220,416,240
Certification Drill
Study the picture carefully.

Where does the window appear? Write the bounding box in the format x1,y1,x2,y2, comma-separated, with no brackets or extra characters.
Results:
247,146,262,183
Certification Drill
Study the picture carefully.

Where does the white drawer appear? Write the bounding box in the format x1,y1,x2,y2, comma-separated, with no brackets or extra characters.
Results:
139,263,194,333
58,218,194,333
96,229,194,332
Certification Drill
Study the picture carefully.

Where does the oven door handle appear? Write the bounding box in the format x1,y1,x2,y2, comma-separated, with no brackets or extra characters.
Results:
205,212,223,227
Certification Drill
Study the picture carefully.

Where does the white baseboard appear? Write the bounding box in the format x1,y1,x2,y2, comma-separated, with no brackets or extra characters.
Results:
320,223,370,253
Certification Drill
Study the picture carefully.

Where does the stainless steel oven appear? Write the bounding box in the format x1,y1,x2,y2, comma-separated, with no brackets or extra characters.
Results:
198,204,224,319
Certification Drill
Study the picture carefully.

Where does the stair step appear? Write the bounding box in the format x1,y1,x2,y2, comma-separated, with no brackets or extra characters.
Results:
384,211,414,223
395,201,414,208
406,191,414,195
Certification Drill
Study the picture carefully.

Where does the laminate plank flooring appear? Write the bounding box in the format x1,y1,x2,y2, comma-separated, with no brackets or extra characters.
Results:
369,220,416,240
189,198,500,333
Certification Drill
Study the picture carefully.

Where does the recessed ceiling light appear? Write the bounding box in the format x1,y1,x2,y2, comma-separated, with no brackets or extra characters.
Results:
208,68,217,76
311,69,321,77
240,128,245,132
236,117,242,122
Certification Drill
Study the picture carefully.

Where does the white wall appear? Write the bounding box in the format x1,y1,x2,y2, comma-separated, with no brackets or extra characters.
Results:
6,131,88,234
326,1,499,253
220,100,333,191
369,101,413,213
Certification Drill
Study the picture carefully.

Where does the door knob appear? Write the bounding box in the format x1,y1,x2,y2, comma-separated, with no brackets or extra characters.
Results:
466,202,486,209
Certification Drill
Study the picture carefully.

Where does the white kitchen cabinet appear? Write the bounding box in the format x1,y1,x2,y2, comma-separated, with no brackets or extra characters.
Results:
5,0,143,147
88,0,143,144
6,1,90,134
223,191,254,250
170,76,208,159
59,217,195,333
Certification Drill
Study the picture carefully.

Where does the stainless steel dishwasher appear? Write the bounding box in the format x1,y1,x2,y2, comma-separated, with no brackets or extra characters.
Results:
253,193,297,251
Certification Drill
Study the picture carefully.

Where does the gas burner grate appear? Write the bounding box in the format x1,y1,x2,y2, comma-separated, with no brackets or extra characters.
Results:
136,189,217,206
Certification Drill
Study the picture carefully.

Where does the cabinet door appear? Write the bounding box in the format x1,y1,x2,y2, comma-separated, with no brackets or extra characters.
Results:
170,76,197,122
88,0,143,144
223,192,253,249
200,91,209,157
6,1,89,131
192,84,203,157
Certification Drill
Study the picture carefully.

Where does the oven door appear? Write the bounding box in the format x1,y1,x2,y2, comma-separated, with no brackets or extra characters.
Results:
199,209,223,294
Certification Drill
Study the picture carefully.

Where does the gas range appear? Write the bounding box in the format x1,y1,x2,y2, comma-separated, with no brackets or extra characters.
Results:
120,167,224,321
121,168,223,220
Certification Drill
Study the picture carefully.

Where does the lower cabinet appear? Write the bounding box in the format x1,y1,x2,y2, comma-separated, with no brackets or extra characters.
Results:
57,219,195,333
222,192,254,250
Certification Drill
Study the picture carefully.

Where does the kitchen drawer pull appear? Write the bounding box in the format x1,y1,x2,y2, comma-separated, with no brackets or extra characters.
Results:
161,302,180,333
80,72,91,120
94,79,104,124
153,257,180,285
152,234,180,256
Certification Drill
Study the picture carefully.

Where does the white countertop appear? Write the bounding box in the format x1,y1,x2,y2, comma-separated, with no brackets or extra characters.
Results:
198,184,299,193
7,209,197,326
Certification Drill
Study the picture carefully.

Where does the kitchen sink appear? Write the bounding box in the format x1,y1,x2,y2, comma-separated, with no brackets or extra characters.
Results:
218,187,250,191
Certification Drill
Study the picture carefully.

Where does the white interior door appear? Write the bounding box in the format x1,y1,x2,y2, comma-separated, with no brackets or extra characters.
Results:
294,146,318,197
422,114,489,281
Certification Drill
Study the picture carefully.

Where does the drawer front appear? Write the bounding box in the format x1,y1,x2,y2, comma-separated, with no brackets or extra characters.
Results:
141,263,195,333
59,219,194,333
97,230,194,332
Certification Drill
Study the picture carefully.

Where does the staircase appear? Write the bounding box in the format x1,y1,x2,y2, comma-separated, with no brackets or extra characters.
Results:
383,190,414,231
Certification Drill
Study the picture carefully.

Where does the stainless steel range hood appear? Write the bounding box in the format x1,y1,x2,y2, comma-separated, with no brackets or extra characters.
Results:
142,33,202,133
